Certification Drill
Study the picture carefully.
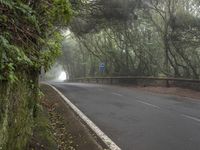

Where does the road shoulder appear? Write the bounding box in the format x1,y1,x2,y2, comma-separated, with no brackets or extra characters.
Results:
33,84,105,150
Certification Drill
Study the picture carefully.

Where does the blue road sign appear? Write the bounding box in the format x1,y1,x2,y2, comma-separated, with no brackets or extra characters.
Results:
99,63,105,73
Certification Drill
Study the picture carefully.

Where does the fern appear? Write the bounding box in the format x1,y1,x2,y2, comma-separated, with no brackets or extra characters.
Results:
0,35,8,46
0,0,14,9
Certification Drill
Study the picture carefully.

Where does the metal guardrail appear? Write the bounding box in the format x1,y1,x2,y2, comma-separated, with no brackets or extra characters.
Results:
71,76,200,90
73,76,200,83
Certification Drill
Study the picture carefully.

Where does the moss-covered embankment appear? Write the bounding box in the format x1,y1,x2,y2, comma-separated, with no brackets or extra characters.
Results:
0,72,38,150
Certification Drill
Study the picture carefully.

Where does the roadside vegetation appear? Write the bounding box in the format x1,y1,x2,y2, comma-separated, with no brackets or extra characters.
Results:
59,0,200,80
1,0,200,149
0,0,71,149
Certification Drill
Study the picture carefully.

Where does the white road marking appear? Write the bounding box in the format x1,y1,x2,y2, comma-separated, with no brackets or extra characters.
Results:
112,92,123,97
136,100,160,109
181,114,200,123
45,83,121,150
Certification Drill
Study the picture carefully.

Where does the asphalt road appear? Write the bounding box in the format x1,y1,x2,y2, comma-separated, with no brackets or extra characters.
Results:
51,83,200,150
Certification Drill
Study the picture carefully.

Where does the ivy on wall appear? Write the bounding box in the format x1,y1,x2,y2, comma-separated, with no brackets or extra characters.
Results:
0,1,72,149
0,0,72,82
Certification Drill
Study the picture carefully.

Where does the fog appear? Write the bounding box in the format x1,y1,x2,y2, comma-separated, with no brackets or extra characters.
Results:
45,63,69,82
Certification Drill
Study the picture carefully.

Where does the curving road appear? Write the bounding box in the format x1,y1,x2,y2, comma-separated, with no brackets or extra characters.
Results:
51,82,200,150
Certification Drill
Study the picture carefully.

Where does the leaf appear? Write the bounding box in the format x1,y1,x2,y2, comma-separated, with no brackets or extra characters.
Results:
0,0,14,9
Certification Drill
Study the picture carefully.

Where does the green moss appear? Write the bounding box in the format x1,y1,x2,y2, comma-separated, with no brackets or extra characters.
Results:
0,72,38,150
0,82,10,149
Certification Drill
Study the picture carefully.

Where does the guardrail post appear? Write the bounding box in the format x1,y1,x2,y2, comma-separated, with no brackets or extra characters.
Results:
166,79,170,87
110,78,113,84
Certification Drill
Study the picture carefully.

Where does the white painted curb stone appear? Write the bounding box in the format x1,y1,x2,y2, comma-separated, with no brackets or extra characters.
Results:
45,83,121,150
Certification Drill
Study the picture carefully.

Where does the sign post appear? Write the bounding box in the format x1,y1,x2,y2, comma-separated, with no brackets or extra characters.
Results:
99,63,105,74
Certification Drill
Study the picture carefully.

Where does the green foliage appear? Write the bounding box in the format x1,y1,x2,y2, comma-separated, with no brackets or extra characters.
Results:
0,0,14,9
63,0,200,79
0,0,72,149
51,0,72,24
0,0,72,82
40,33,63,71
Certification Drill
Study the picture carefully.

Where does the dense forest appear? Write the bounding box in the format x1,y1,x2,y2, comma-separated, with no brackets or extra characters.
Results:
1,0,200,149
0,0,71,149
60,0,200,79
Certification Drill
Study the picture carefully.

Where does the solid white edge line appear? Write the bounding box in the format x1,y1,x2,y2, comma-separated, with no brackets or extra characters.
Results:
181,114,200,123
45,83,121,150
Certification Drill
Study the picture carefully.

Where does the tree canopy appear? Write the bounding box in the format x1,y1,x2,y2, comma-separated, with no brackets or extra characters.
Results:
60,0,200,79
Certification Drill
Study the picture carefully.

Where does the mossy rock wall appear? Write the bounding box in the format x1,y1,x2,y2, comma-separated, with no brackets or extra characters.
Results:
0,72,38,150
0,81,9,149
